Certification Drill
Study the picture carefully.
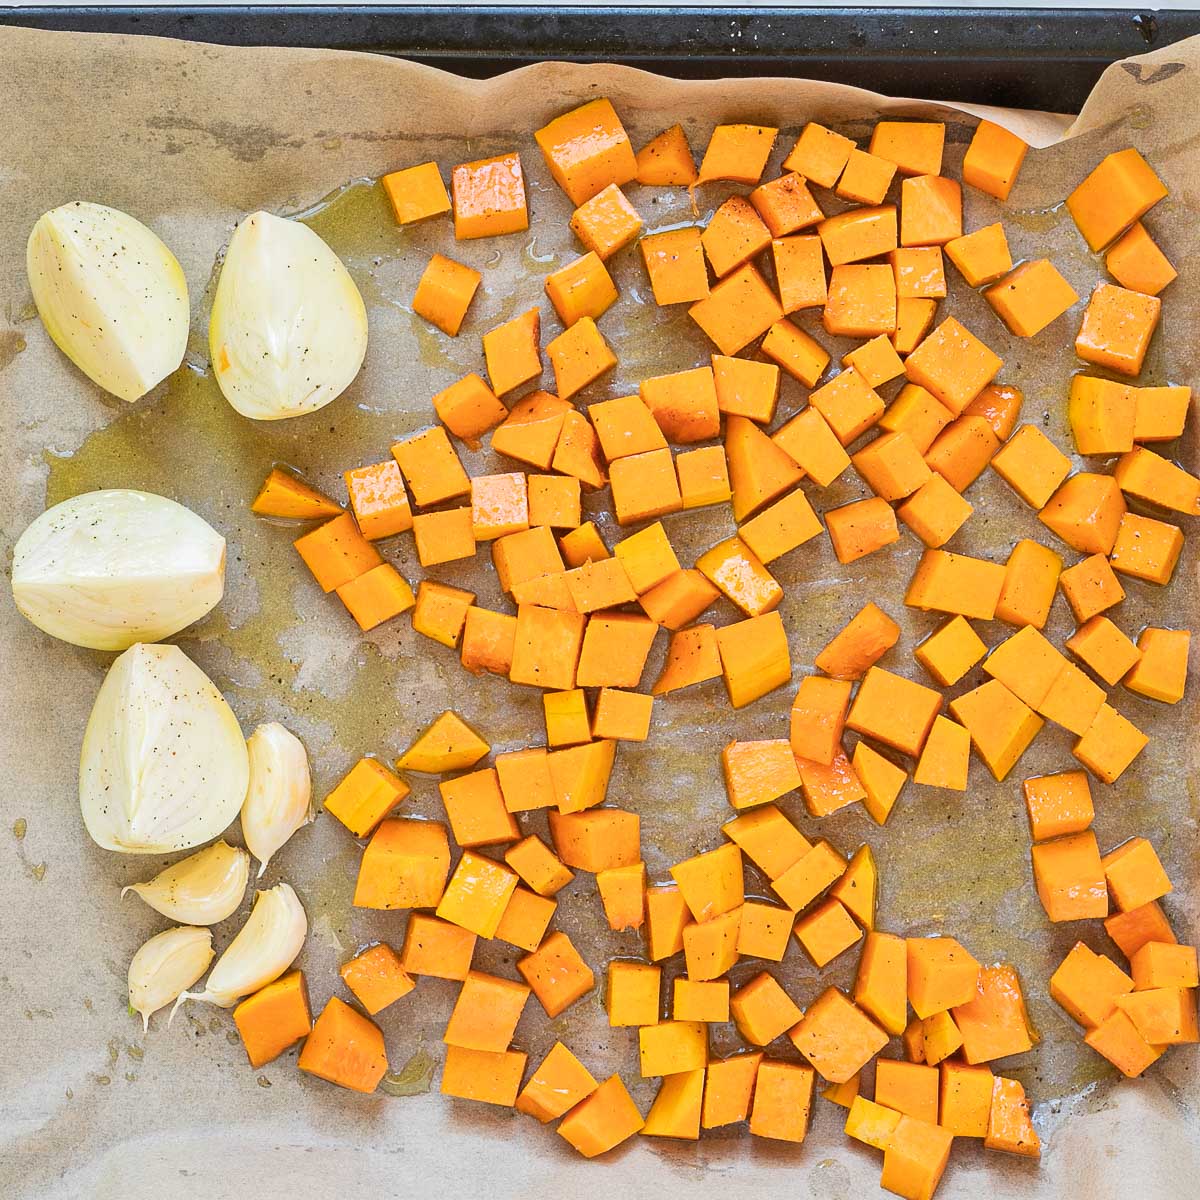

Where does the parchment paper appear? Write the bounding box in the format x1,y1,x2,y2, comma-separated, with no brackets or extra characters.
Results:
0,24,1197,1200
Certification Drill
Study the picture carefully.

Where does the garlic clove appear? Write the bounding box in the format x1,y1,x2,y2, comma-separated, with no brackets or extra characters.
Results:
128,926,214,1031
123,840,249,925
80,644,249,854
241,722,312,877
175,883,306,1010
209,210,367,421
27,201,189,403
12,489,225,651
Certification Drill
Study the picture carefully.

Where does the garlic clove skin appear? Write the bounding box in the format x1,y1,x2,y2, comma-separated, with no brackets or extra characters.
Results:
27,201,189,403
241,723,312,877
80,644,249,854
123,840,249,925
12,489,225,651
176,883,306,1010
209,210,367,421
129,926,214,1031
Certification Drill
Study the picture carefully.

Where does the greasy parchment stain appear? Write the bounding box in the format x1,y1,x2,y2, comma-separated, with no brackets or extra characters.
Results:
1,23,1198,1200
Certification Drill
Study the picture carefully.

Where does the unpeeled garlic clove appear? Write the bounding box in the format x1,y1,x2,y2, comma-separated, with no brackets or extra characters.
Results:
209,210,367,420
80,643,249,854
175,883,306,1010
123,840,249,925
27,201,189,402
241,723,312,877
12,489,225,651
128,926,214,1031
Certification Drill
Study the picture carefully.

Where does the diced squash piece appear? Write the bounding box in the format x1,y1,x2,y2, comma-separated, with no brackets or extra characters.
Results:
635,123,697,186
984,1076,1040,1157
298,997,388,1094
597,861,647,932
1050,941,1133,1028
1075,283,1161,378
1023,771,1094,842
870,120,945,176
915,617,987,687
354,819,450,910
716,611,792,708
516,1041,599,1122
698,123,777,184
951,965,1035,1064
570,183,642,260
557,1075,645,1157
339,944,414,1016
855,930,908,1036
944,222,1013,287
702,1053,763,1128
689,263,784,356
233,971,312,1068
1066,147,1167,252
435,851,518,937
816,603,900,680
640,227,709,305
731,971,804,1046
783,122,855,186
413,253,481,336
252,467,341,520
451,151,528,239
400,914,476,981
907,936,981,1018
545,250,619,326
535,98,636,206
985,259,1078,337
847,666,942,759
905,548,1006,621
382,161,451,224
963,120,1028,200
905,317,1002,416
790,988,889,1084
294,513,382,592
549,807,640,872
519,930,595,1017
748,1059,815,1144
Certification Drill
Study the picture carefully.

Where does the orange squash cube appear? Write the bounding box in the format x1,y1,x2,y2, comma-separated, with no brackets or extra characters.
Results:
639,226,710,305
339,943,414,1015
738,487,822,564
819,205,898,266
233,971,312,1068
1109,511,1183,584
962,119,1028,200
544,251,619,326
950,678,1043,781
1102,836,1172,912
382,160,451,224
698,123,777,184
444,970,529,1052
985,258,1079,337
822,263,897,338
324,757,410,838
391,425,471,507
904,316,1003,416
516,1041,599,1122
896,473,973,549
782,121,855,186
1105,221,1177,296
900,174,962,246
689,262,784,355
534,97,635,205
1075,282,1161,376
1023,771,1094,842
491,390,570,469
748,1060,816,1144
335,563,415,632
809,367,886,444
944,221,1013,287
412,252,481,335
1066,147,1168,251
847,665,942,758
519,930,595,1017
905,548,1006,621
772,406,851,486
749,172,824,238
836,148,897,205
826,497,900,564
411,581,475,648
640,364,721,443
701,195,772,277
790,988,889,1083
436,852,519,937
433,373,508,446
293,512,382,592
772,234,827,313
635,123,698,186
761,319,831,387
298,997,387,1094
451,151,528,239
546,315,616,401
557,1075,644,1157
609,447,682,524
869,120,945,176
1124,626,1189,704
991,424,1072,508
1039,473,1127,555
400,914,477,980
570,183,642,260
1031,831,1107,922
